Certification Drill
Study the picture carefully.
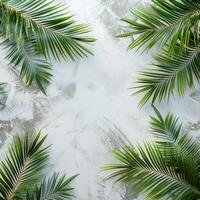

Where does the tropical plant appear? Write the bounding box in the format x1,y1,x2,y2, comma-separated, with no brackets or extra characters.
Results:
103,107,200,199
0,0,95,94
0,131,77,199
119,0,200,106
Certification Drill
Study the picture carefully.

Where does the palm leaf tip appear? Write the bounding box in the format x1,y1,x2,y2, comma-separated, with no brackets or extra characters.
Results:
0,131,50,199
149,107,200,162
149,106,181,142
26,173,78,200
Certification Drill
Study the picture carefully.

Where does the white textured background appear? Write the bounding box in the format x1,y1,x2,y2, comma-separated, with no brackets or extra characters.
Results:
0,0,200,199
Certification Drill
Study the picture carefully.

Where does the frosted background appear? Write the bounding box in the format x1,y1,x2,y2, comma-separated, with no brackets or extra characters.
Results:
0,0,200,199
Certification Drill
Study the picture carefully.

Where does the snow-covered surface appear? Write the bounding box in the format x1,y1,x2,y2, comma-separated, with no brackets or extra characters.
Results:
0,0,200,199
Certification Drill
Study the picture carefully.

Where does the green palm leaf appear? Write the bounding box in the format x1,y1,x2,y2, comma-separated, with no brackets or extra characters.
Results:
150,107,200,163
103,108,200,199
103,144,200,199
120,0,200,53
150,106,181,143
0,131,49,199
0,0,95,93
1,0,95,60
118,0,200,104
133,44,200,106
26,173,78,200
3,38,52,94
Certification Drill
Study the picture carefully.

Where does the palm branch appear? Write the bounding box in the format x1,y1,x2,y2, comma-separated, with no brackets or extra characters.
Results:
120,0,200,53
119,0,200,105
103,108,200,199
0,132,49,199
26,173,78,200
133,43,200,106
149,106,200,163
0,131,77,200
0,0,95,93
3,38,53,94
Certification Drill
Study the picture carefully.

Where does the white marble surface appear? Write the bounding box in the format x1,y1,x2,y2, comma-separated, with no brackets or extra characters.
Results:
0,0,200,199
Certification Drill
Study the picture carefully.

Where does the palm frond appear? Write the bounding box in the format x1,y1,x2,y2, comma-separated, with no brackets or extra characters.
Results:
26,173,78,200
118,0,200,105
2,38,52,94
133,44,200,106
0,131,50,199
104,108,200,199
150,106,182,143
119,0,200,53
150,107,200,163
1,0,95,60
0,0,95,93
103,143,200,200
